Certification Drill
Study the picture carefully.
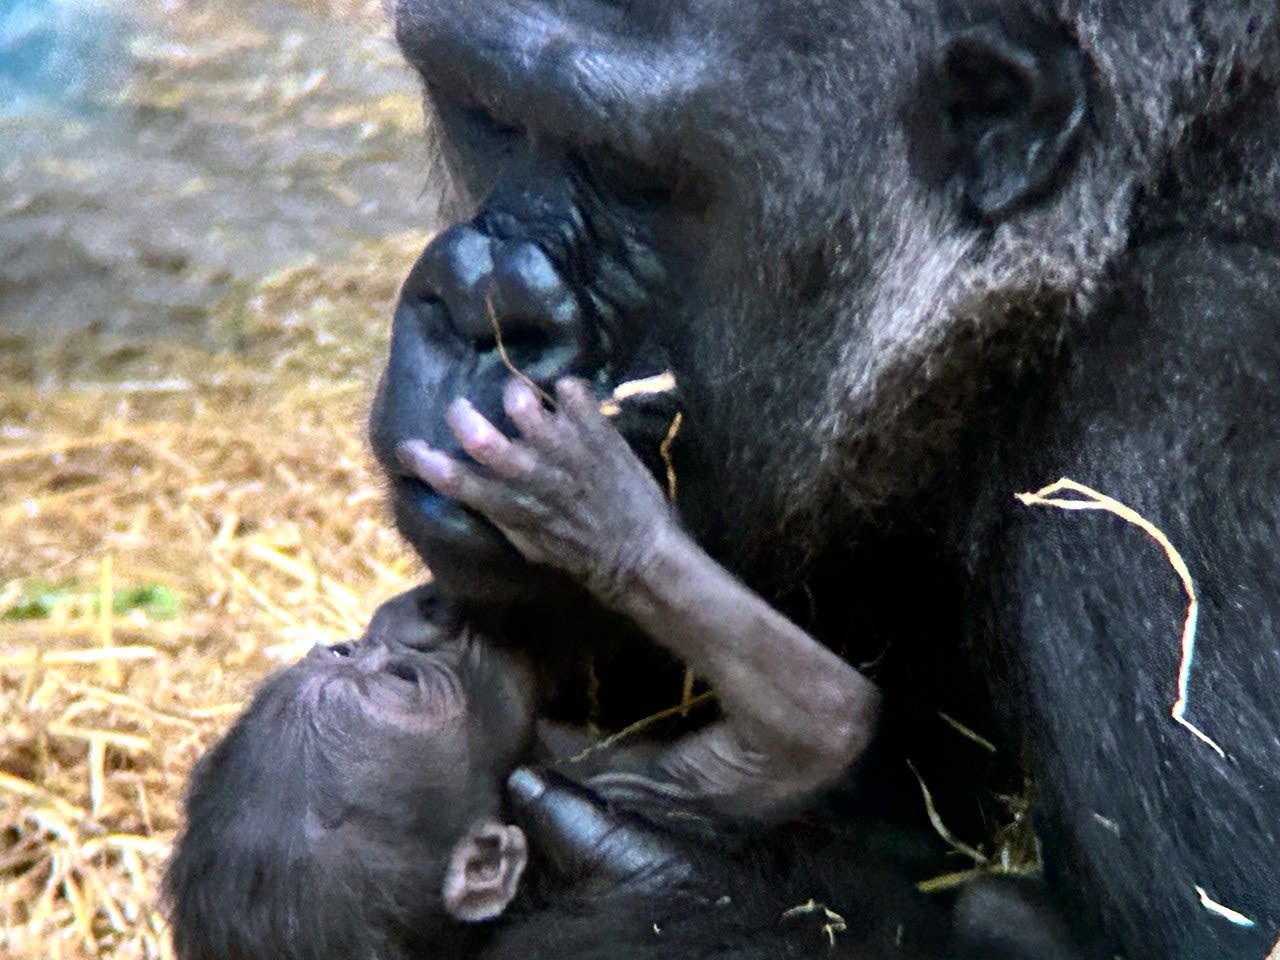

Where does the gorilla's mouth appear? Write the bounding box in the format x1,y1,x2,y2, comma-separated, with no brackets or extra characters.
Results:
379,443,515,583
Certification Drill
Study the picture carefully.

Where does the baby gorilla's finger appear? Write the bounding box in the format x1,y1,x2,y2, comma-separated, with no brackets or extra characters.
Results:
507,767,691,891
504,378,554,445
445,397,536,479
554,377,606,426
399,440,535,525
397,440,467,498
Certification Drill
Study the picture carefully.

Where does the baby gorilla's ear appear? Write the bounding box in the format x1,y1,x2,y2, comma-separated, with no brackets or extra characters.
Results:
442,817,528,922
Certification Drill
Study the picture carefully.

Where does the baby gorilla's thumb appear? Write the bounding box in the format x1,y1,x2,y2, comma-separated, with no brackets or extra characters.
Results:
506,767,691,893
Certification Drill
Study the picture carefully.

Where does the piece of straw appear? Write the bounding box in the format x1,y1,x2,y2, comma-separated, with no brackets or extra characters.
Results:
1194,885,1255,928
906,760,988,865
599,371,678,417
1015,478,1225,758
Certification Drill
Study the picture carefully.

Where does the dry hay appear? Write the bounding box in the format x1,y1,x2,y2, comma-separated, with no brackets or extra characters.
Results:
0,237,423,959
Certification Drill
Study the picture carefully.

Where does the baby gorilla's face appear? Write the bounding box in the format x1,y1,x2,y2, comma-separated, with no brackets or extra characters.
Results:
164,585,539,960
303,585,538,833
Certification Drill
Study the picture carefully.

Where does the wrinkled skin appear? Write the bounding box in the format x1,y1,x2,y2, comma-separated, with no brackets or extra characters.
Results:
369,1,1280,958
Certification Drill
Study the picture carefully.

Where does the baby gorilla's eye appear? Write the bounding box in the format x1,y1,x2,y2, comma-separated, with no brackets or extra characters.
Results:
328,642,355,657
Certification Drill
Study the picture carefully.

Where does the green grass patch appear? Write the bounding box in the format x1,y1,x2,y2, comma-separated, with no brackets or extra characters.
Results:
3,579,182,621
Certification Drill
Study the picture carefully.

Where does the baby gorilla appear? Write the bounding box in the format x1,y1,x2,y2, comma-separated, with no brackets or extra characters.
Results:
161,587,910,959
165,587,1090,960
164,587,541,959
165,377,1091,960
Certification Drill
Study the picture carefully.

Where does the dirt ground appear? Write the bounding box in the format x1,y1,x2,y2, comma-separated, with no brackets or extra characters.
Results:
0,1,437,956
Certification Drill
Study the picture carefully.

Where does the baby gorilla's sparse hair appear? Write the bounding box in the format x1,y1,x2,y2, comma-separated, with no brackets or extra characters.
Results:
164,662,484,960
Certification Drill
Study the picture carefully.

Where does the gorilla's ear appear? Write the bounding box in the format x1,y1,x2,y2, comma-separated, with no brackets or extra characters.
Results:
940,19,1087,218
442,818,528,922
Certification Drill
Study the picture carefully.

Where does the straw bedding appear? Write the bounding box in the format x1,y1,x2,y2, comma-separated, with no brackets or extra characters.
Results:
0,234,423,959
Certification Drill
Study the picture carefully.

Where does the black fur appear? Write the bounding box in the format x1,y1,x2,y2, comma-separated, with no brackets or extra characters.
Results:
370,2,1280,957
490,819,954,960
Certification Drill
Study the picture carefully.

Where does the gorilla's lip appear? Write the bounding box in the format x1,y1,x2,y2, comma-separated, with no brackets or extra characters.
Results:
394,475,490,541
390,473,538,602
392,473,526,564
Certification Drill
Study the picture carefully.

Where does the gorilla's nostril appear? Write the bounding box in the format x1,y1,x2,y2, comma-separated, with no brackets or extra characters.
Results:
459,240,582,350
416,224,496,333
469,325,554,363
411,221,588,379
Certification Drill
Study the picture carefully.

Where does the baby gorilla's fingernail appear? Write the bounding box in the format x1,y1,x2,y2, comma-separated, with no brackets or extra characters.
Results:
555,377,591,410
506,379,535,413
449,398,498,445
397,442,454,486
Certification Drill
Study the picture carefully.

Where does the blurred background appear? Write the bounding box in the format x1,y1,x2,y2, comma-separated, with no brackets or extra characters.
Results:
0,1,438,955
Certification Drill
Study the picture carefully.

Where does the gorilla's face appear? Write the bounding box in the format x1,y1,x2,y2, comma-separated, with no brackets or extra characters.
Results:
299,585,537,845
370,0,924,598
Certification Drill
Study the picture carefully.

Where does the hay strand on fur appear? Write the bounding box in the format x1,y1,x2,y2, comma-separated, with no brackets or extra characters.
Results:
937,711,997,753
599,371,677,417
566,691,717,765
484,297,555,408
1015,477,1225,758
1194,886,1255,928
906,760,988,866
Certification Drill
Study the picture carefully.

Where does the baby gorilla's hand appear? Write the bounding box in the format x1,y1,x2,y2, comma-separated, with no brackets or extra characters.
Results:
506,767,694,894
397,377,673,609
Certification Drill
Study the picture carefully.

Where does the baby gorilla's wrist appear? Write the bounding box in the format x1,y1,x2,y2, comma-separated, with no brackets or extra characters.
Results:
596,517,686,619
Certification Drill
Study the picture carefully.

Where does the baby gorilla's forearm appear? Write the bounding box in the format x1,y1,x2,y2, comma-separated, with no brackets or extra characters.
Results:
398,376,878,816
615,522,879,817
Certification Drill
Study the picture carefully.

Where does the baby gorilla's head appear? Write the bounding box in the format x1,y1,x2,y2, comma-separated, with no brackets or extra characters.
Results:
164,586,536,960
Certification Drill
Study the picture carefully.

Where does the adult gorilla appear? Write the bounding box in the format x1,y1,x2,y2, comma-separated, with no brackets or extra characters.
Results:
368,2,1280,958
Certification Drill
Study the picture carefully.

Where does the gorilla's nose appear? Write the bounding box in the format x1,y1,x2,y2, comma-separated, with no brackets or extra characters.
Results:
370,221,597,604
418,223,587,385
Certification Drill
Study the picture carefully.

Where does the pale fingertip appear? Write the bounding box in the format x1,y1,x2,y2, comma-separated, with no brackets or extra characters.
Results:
554,376,593,414
448,398,507,454
504,378,537,416
445,395,476,422
507,767,547,805
395,438,432,470
396,441,456,489
505,379,554,446
451,399,484,435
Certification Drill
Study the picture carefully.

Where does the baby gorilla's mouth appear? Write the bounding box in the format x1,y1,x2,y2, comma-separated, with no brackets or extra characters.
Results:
381,657,468,721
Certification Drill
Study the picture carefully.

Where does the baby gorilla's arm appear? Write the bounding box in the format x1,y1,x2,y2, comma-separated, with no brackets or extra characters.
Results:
398,377,878,818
